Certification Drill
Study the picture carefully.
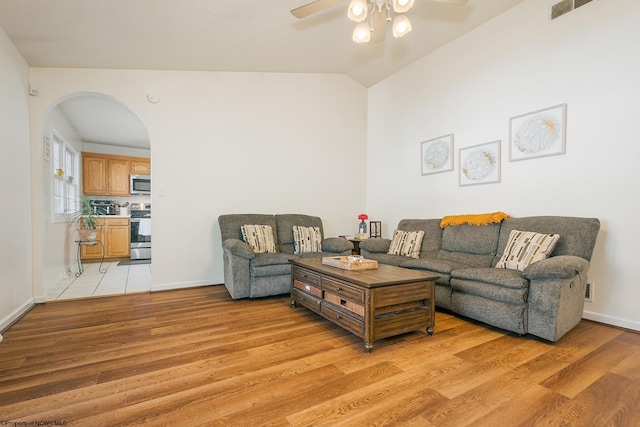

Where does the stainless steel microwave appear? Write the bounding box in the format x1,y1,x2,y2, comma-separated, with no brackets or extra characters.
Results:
130,174,151,195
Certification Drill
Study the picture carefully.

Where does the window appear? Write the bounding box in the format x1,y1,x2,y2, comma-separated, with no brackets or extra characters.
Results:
52,132,79,219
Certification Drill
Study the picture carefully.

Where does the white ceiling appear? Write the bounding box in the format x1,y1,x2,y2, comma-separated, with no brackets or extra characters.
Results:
0,0,526,148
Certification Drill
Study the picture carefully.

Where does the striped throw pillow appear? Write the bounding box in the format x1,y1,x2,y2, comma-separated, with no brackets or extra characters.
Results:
387,230,425,259
495,230,560,271
293,226,323,254
241,224,277,254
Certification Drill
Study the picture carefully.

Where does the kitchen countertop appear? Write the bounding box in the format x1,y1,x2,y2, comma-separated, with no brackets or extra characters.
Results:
95,215,131,218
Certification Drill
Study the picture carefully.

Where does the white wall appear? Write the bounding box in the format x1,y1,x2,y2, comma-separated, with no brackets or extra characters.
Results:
0,26,33,333
40,106,85,296
28,68,368,296
367,0,640,330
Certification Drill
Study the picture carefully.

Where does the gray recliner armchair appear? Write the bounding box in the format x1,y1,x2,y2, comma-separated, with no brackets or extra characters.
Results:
218,213,353,299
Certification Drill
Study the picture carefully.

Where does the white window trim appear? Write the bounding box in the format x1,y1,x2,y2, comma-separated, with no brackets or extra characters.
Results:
51,131,79,223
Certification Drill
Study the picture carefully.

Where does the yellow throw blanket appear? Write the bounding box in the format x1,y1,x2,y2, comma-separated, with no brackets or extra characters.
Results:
440,211,511,228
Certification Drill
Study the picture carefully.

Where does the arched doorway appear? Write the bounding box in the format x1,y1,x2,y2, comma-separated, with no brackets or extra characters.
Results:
40,92,151,300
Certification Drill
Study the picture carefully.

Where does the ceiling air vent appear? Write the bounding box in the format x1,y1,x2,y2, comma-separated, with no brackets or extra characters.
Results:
551,0,595,20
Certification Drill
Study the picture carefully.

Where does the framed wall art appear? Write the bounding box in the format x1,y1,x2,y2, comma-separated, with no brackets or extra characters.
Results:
509,103,567,161
459,140,501,186
421,134,454,175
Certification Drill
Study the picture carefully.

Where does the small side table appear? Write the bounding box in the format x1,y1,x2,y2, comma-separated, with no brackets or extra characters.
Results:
75,240,107,277
349,239,362,255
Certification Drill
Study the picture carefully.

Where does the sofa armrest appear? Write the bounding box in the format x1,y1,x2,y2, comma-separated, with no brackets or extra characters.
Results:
222,238,255,260
322,237,354,254
524,255,589,280
359,238,391,254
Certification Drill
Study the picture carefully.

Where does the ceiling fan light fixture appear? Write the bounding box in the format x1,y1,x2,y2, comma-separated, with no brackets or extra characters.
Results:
392,13,412,38
352,21,371,43
348,0,369,22
392,0,414,14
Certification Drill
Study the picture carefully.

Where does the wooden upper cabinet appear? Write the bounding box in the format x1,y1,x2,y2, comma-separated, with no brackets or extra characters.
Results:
82,156,108,195
108,159,131,196
82,152,150,196
131,159,151,175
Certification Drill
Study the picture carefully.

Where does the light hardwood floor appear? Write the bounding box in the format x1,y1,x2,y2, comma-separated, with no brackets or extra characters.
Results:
1,285,639,426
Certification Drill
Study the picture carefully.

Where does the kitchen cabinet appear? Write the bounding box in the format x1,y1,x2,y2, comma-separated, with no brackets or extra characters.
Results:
82,153,150,196
81,218,130,260
130,159,151,175
82,156,108,194
106,218,131,258
107,159,130,196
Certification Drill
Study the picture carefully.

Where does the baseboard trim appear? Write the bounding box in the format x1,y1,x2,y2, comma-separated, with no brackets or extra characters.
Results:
1,298,35,335
583,310,640,333
151,280,218,292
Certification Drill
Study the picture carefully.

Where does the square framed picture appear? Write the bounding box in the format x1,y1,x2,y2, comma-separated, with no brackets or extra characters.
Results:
421,134,454,175
459,140,501,186
509,103,567,161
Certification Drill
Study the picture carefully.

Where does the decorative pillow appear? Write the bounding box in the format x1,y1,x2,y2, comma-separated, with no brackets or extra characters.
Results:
495,230,560,271
293,226,323,254
241,224,277,254
387,230,425,259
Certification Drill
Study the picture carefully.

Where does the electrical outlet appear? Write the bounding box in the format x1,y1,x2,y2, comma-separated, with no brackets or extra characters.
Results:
585,281,594,302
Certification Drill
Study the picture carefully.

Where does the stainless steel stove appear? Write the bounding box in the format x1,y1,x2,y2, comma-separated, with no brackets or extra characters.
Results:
130,203,151,260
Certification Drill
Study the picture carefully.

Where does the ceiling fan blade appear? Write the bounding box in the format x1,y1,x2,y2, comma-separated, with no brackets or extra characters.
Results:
431,0,469,5
291,0,346,19
368,6,387,45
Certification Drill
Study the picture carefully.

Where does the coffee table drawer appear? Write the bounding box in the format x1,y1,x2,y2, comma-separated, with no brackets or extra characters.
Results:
321,303,364,336
293,279,322,298
292,267,321,288
321,277,364,304
292,288,321,314
324,292,364,317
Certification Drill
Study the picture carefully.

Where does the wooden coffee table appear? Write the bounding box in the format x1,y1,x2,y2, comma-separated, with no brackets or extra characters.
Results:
290,258,439,352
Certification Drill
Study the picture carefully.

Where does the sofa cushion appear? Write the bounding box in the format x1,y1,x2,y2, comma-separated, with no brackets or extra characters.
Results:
275,214,324,254
293,225,323,253
442,222,500,253
396,219,442,259
452,267,529,289
400,257,472,275
495,230,560,271
494,216,600,264
251,252,299,267
388,230,425,259
241,224,277,254
451,268,529,305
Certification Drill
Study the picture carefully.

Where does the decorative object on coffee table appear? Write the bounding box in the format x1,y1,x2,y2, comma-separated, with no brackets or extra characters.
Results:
322,255,378,270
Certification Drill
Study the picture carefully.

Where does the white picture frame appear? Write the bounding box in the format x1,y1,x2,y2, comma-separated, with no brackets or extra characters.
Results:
421,134,454,175
459,140,501,186
509,103,567,161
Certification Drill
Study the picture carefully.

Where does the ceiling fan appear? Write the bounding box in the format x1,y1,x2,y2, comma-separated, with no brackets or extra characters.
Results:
291,0,469,44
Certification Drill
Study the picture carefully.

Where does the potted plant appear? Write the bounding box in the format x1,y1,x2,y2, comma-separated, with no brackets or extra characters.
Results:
70,194,102,242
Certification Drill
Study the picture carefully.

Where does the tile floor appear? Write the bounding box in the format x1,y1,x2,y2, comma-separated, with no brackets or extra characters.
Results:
46,262,152,301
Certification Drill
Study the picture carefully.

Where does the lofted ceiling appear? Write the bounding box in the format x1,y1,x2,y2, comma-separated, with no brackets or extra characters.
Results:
0,0,526,148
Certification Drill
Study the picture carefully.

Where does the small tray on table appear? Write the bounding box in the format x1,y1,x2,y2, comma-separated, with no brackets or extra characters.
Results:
322,256,379,271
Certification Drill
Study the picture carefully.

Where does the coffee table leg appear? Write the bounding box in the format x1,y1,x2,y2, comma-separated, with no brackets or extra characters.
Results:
427,326,434,336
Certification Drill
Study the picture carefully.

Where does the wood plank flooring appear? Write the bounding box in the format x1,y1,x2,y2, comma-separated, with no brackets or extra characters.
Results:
1,285,639,426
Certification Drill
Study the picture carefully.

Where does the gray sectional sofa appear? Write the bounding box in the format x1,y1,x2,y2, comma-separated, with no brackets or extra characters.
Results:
359,216,600,342
218,214,353,299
